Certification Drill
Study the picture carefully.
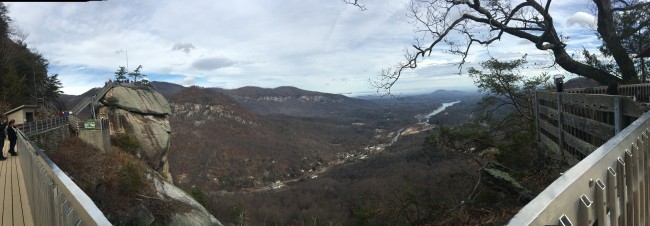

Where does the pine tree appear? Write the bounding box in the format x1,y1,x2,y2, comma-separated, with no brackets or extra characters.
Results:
114,66,127,82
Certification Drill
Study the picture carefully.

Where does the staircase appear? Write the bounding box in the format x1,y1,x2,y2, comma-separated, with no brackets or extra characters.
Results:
70,84,113,116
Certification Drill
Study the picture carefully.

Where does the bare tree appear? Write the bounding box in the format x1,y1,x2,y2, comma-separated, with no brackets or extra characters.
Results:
350,0,650,95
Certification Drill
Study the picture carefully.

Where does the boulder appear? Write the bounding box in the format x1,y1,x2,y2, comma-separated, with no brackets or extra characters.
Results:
153,176,223,226
99,85,173,181
96,85,222,225
108,108,172,180
105,86,171,115
112,204,155,226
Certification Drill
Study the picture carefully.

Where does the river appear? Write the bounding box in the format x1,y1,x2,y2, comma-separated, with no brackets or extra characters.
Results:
415,101,461,124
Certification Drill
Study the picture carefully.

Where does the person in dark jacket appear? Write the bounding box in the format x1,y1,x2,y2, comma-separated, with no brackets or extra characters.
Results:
7,119,17,156
0,117,7,160
606,81,619,95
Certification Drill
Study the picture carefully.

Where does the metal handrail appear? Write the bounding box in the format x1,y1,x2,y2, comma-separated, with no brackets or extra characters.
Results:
71,84,114,116
566,83,650,102
17,130,111,225
17,116,69,137
67,117,109,131
509,110,650,225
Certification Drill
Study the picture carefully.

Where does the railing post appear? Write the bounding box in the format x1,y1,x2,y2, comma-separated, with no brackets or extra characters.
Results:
594,180,607,226
625,150,636,225
639,129,650,224
608,167,619,226
618,157,627,226
535,91,540,142
579,195,593,225
615,96,623,134
557,93,564,156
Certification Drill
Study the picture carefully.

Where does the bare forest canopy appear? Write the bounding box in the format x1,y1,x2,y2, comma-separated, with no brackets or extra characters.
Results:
0,3,62,112
348,0,650,95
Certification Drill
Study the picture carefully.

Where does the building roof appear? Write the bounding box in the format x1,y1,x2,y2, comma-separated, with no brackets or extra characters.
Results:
4,105,38,116
636,47,650,58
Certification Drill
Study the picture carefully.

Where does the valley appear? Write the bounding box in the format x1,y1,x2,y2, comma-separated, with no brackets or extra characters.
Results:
62,82,484,225
148,83,483,225
215,99,470,195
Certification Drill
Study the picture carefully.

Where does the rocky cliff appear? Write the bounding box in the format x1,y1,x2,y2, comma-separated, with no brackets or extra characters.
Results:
99,85,173,181
95,85,223,225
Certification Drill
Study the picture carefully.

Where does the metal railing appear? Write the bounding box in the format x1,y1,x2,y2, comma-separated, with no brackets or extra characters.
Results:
17,116,69,137
68,115,81,133
510,110,650,225
68,116,109,132
536,91,643,160
566,83,650,102
17,130,111,225
71,84,114,116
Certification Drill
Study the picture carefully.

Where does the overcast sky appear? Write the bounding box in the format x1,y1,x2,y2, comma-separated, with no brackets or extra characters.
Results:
6,0,600,96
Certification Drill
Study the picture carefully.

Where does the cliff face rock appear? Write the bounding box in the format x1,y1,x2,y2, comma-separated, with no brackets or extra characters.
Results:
99,86,173,181
109,86,172,115
152,174,223,226
172,102,256,126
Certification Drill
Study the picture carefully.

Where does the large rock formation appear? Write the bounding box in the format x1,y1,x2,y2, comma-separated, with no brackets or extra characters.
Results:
108,86,172,114
99,85,173,181
152,175,223,226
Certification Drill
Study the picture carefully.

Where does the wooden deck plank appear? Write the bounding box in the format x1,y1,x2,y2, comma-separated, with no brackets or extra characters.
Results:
11,153,25,226
0,144,5,224
0,140,34,226
16,147,35,226
3,142,12,226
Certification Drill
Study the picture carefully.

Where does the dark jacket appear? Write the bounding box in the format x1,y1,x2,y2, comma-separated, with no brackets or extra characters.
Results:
0,123,6,139
7,125,17,141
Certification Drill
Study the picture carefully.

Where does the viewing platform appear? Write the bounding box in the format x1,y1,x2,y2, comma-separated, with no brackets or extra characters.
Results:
0,140,33,226
511,83,650,225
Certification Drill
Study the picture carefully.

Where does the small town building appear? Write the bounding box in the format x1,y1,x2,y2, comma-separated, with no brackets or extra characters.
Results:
4,105,38,123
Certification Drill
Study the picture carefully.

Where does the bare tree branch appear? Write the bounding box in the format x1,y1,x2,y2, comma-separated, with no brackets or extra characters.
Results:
612,1,650,11
350,0,630,96
343,0,366,11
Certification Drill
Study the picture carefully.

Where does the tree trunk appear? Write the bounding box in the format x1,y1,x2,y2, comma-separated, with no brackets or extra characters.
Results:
553,47,621,84
594,0,638,82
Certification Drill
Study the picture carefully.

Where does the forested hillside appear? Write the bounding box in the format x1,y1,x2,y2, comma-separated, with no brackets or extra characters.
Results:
167,86,389,192
0,4,62,113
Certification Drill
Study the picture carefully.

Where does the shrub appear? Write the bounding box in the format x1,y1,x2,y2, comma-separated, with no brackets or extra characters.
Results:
104,96,119,111
112,132,140,155
189,187,207,207
118,162,144,195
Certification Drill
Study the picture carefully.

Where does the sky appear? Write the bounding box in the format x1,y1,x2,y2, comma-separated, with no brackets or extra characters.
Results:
6,0,602,96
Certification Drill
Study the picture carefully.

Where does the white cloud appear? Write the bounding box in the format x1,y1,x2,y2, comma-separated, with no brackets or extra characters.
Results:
182,76,196,86
566,12,597,28
191,57,235,71
5,0,602,95
171,43,195,53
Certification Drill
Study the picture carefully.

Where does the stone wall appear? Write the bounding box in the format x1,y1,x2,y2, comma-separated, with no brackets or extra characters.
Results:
27,125,70,153
78,128,111,152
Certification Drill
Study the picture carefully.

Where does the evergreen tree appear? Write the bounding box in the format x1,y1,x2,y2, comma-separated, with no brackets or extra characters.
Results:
0,3,62,112
114,66,127,82
128,65,146,82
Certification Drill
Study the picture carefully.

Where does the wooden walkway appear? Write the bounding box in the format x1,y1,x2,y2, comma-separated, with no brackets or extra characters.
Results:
0,141,34,226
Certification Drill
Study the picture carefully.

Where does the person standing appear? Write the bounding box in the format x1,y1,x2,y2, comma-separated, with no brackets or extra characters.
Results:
7,119,17,156
0,117,7,160
606,81,619,95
